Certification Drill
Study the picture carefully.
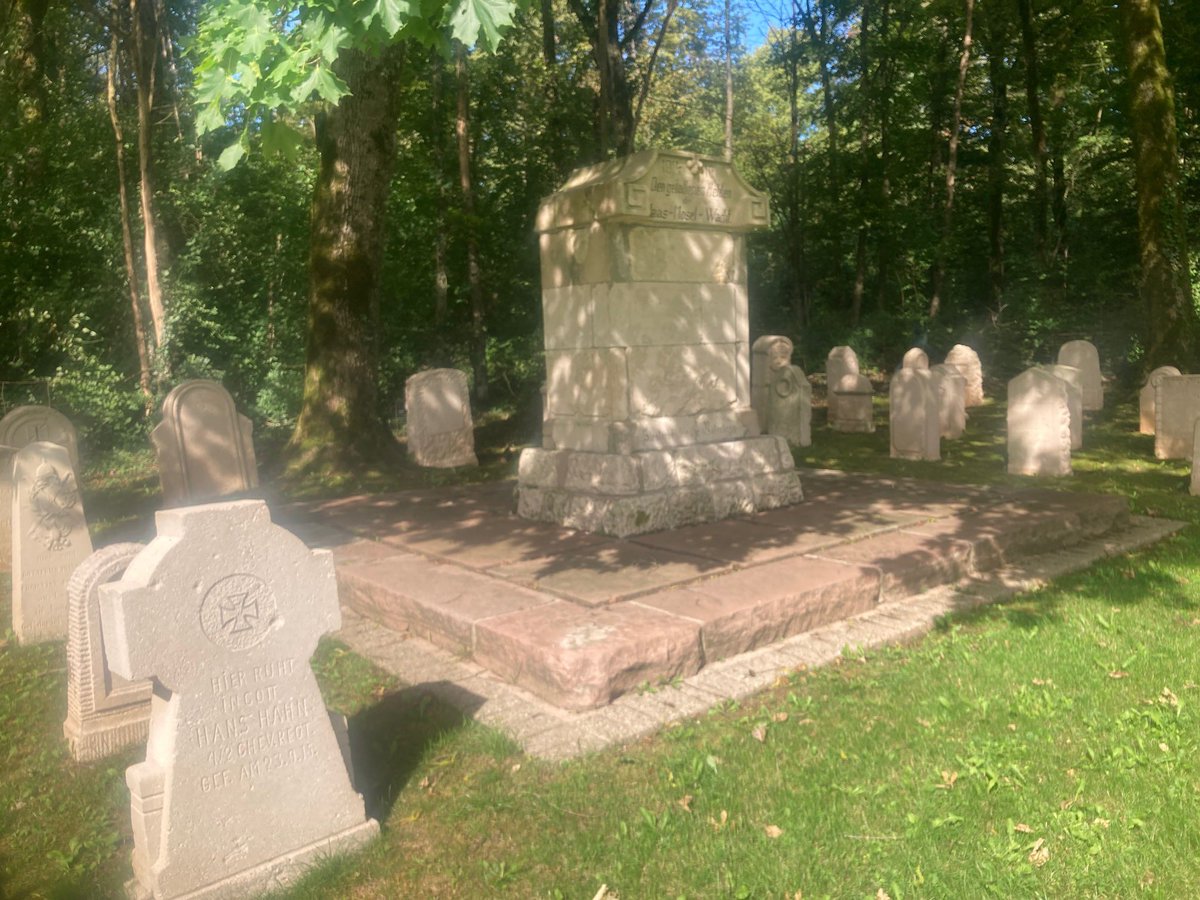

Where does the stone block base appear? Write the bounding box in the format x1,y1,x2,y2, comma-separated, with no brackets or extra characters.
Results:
64,711,150,763
126,820,379,900
516,436,803,537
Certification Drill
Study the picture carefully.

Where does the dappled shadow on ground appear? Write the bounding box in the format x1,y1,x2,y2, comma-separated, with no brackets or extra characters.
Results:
347,681,482,824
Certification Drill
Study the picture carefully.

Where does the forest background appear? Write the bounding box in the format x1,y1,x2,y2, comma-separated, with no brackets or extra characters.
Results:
1,0,1197,469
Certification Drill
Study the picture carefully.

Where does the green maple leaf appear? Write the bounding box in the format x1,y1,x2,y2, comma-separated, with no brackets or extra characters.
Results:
449,0,515,51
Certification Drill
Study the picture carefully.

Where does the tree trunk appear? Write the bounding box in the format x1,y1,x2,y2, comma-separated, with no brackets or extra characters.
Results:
984,2,1008,313
130,0,167,354
724,0,734,160
1120,0,1195,369
431,53,449,334
1016,0,1049,263
851,0,872,328
456,45,489,402
286,46,405,473
106,30,153,400
928,0,974,320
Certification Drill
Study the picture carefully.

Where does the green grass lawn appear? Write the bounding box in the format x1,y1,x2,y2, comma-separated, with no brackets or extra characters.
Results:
3,389,1199,898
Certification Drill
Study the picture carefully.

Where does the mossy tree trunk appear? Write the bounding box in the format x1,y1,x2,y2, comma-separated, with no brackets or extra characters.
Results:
286,46,405,475
1120,0,1195,370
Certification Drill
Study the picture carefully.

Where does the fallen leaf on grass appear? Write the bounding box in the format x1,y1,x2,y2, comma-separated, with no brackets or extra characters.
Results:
1159,687,1179,707
510,763,521,773
1014,823,1034,834
1028,838,1050,867
1007,723,1017,731
709,810,729,831
1159,742,1170,753
936,770,958,789
773,711,789,723
876,890,892,900
752,724,768,743
1108,670,1129,679
1032,678,1053,686
1093,818,1111,829
677,795,693,812
764,824,783,839
917,718,933,728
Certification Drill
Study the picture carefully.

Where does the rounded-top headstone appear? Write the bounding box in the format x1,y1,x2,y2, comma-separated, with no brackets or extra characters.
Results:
1139,365,1182,435
944,344,984,406
901,347,930,371
1057,340,1103,410
0,405,79,469
835,372,872,394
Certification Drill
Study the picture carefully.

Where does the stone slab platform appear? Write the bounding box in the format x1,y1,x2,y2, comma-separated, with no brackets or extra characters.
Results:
279,470,1149,714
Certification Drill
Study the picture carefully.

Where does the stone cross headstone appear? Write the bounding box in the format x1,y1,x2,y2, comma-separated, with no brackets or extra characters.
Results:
831,373,875,432
1192,420,1200,497
98,501,377,899
516,149,801,536
405,369,480,468
889,368,940,461
751,335,812,447
1042,364,1084,450
931,364,967,439
901,347,930,371
1154,375,1200,460
11,442,94,643
944,344,984,406
1139,366,1181,435
826,346,860,422
152,380,258,507
1057,340,1103,410
1007,367,1072,476
0,406,78,572
64,543,152,762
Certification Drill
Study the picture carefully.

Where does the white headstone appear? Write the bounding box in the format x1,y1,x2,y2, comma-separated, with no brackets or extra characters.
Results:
889,369,940,461
0,404,79,468
64,543,152,762
826,346,860,422
1057,340,1103,410
151,380,258,507
1155,375,1200,460
99,500,378,899
1042,364,1084,450
944,344,984,406
0,445,13,572
11,442,94,643
1007,367,1072,476
901,347,930,371
831,373,875,433
751,336,811,446
931,364,967,439
1139,366,1181,435
405,369,479,468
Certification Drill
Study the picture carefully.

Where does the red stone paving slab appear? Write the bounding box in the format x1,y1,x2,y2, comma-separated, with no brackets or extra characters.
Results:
337,552,556,654
748,497,932,542
629,517,830,566
472,600,704,711
491,541,729,606
383,514,612,569
635,556,881,662
810,529,976,599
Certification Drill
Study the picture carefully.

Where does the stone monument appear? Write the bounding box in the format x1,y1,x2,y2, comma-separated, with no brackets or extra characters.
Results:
11,441,94,643
931,363,967,439
1193,420,1200,497
64,543,152,762
1007,367,1072,476
901,347,930,371
831,373,875,432
1057,340,1103,410
1155,375,1200,460
404,369,479,467
99,501,378,899
0,445,13,571
0,404,80,468
517,149,802,536
1139,366,1181,435
152,380,258,507
751,335,811,447
889,368,940,461
944,344,984,406
1042,364,1084,450
826,346,860,421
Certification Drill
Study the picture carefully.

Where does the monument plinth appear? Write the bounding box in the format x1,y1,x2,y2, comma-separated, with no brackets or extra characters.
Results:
518,150,802,537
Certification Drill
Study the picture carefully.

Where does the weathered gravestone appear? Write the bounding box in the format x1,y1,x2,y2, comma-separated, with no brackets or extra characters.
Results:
1139,366,1181,435
1155,375,1200,460
826,346,860,421
931,364,967,439
0,406,78,573
404,369,479,468
889,368,940,461
1057,340,1103,410
901,347,930,371
517,150,802,536
1042,364,1084,450
1193,420,1200,497
64,543,152,762
152,380,258,507
1007,367,1072,477
99,501,378,899
751,335,811,447
944,344,984,406
831,373,875,432
12,442,94,643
